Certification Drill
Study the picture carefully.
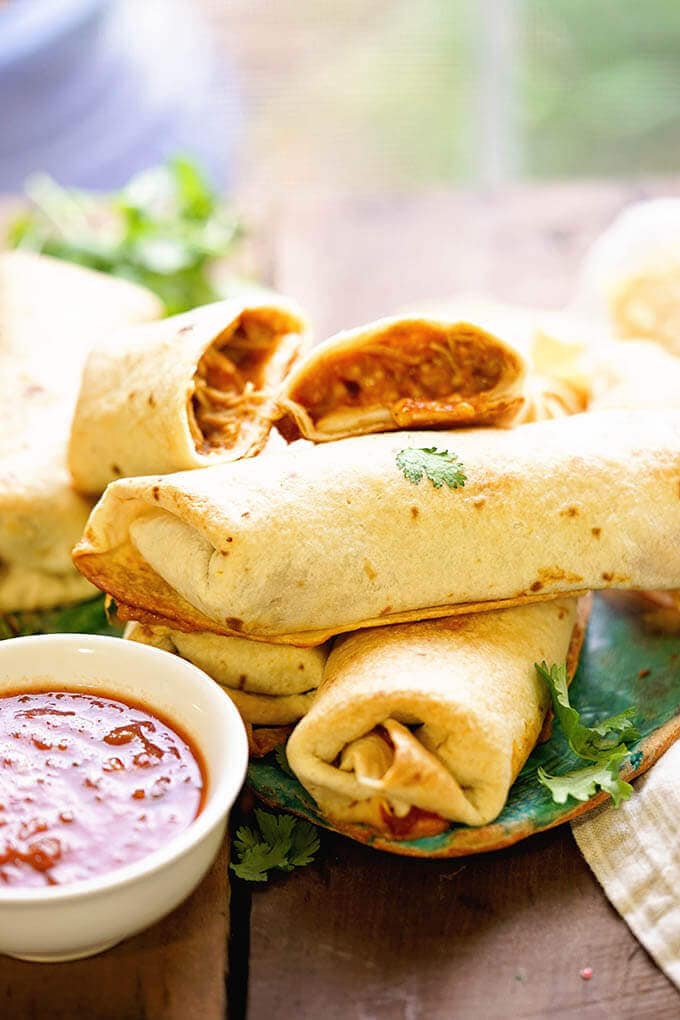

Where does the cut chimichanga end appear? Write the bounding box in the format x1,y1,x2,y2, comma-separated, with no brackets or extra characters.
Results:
275,315,528,441
73,410,680,645
125,622,327,725
0,252,162,612
286,597,589,836
573,198,680,354
68,297,308,494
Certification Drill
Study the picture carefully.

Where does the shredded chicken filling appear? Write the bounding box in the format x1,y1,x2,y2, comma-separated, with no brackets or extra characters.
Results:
189,318,282,453
289,329,515,427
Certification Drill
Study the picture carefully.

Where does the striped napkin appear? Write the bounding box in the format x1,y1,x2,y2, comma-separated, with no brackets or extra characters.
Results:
572,740,680,988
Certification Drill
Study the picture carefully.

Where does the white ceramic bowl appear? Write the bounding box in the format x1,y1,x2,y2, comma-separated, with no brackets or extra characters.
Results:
0,633,248,962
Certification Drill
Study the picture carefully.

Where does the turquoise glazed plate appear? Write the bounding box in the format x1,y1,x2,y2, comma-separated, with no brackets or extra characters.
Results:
248,594,680,857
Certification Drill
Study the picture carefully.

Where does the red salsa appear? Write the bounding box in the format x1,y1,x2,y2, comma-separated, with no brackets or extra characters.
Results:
0,689,205,889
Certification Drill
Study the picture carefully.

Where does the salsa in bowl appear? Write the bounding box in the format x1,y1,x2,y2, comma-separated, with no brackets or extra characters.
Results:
0,633,248,961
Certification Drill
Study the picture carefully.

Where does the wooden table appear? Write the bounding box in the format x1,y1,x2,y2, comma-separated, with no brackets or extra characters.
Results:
3,182,680,1020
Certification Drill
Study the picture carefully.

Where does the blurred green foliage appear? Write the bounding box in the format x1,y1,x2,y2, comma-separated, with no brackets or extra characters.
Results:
7,157,242,314
524,0,680,176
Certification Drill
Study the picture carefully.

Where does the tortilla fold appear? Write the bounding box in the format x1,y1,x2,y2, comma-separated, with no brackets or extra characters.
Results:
286,597,588,835
275,315,528,441
0,252,161,612
73,409,680,644
125,622,326,725
68,297,307,493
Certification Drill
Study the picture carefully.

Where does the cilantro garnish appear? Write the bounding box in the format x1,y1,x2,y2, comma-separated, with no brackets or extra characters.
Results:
537,753,632,808
396,447,467,489
7,156,241,315
231,809,320,883
535,661,639,808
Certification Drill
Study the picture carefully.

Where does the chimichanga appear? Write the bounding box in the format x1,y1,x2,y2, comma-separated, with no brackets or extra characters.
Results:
574,198,680,354
73,410,680,644
275,309,591,443
0,252,161,612
125,622,327,725
68,296,307,493
276,315,528,440
287,597,589,835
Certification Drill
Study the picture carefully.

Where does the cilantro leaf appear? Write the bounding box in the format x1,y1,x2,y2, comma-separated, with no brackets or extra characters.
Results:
535,662,640,761
287,820,320,868
231,840,290,882
7,156,242,316
537,752,633,808
230,809,320,882
396,447,467,489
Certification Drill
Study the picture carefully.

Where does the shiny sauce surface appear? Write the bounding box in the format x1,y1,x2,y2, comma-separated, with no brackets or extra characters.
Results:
0,689,205,889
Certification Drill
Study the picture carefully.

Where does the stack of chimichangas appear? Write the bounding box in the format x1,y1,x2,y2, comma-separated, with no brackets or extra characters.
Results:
5,198,680,844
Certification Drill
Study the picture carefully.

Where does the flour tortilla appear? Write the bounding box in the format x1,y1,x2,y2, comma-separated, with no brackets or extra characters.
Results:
73,409,680,644
286,597,588,834
125,621,327,725
573,198,680,354
276,314,528,441
68,297,307,493
0,252,162,611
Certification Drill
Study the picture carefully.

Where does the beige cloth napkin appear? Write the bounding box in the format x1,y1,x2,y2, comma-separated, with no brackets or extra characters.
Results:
571,741,680,988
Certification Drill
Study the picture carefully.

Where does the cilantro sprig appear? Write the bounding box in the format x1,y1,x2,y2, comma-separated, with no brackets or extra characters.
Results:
396,447,467,489
535,661,640,808
231,809,320,883
7,156,241,315
538,752,631,808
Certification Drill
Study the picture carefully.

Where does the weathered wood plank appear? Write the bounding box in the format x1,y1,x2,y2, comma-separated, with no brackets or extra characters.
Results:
246,828,678,1020
243,180,680,1020
0,842,229,1020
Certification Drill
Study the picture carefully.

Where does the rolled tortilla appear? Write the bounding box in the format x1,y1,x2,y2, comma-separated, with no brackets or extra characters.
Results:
68,297,307,493
276,315,528,441
574,198,680,354
286,597,588,835
0,252,162,612
125,621,326,725
73,409,680,644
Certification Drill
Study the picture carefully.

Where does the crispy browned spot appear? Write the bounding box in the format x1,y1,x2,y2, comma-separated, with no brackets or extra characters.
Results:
591,527,601,538
560,506,579,518
111,463,122,476
410,506,419,520
538,567,584,585
226,616,244,632
530,581,543,592
363,560,377,581
152,485,160,502
472,496,486,510
147,394,156,408
602,571,614,582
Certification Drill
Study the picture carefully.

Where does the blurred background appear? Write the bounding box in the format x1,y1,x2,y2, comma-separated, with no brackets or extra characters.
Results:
3,0,680,194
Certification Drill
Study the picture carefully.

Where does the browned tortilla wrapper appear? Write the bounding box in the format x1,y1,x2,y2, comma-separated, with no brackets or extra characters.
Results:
0,252,162,611
73,410,680,645
286,597,589,835
276,315,528,441
68,297,307,493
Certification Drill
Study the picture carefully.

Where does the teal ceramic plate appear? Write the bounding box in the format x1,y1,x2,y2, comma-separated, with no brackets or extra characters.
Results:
248,594,680,857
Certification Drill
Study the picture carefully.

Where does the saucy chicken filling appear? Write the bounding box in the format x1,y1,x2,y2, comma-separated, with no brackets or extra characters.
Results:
289,327,518,430
189,313,295,454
